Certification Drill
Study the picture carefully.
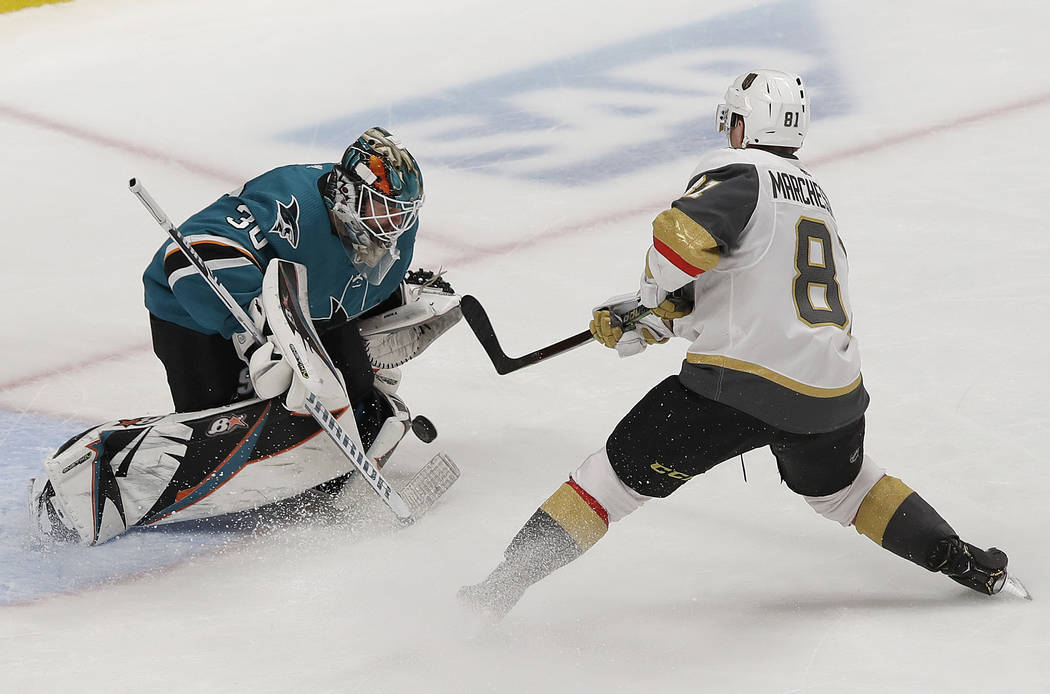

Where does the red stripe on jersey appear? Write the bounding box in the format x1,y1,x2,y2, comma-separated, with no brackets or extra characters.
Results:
653,237,705,278
567,477,610,526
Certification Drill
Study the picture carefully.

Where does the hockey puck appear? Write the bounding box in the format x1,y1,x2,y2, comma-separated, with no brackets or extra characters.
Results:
411,415,438,443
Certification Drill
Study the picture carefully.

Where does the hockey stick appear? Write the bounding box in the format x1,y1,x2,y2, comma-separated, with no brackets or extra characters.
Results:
129,179,456,523
460,295,654,375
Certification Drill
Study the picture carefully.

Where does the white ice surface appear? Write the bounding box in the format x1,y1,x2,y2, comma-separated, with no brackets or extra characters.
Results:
1,0,1049,692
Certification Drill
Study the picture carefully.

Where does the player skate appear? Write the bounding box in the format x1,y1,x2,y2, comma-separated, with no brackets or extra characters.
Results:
930,537,1029,598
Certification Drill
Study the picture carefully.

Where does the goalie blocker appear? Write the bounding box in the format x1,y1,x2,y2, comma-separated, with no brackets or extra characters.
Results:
29,264,463,545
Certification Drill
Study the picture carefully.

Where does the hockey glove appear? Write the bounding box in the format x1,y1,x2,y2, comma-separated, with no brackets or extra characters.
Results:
639,272,694,319
358,268,462,369
590,293,674,358
233,297,294,400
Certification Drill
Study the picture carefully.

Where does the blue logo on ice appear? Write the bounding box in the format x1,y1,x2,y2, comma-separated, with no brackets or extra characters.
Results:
282,0,845,186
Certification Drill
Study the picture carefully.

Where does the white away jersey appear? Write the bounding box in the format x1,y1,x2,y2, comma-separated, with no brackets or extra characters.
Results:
644,147,867,433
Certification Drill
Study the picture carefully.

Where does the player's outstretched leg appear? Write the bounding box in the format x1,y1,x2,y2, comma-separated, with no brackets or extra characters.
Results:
852,474,1009,595
459,445,653,620
458,476,610,620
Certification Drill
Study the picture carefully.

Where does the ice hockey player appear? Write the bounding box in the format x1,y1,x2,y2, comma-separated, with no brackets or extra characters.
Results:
29,127,461,545
460,70,1020,619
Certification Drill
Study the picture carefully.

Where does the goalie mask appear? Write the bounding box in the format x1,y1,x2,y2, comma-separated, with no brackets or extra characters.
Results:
324,127,424,283
715,69,809,149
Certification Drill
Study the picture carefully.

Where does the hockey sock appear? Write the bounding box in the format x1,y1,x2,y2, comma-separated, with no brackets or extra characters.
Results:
507,478,610,572
460,479,609,619
853,475,956,570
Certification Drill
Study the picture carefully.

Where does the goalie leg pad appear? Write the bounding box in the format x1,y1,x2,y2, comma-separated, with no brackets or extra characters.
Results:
364,391,413,466
35,400,361,545
28,477,79,543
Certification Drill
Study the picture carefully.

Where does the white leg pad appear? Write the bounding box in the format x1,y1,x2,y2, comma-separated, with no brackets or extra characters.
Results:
803,454,886,526
570,447,653,522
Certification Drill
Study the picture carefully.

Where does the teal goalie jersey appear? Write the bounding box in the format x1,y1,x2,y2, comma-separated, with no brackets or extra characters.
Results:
143,164,416,338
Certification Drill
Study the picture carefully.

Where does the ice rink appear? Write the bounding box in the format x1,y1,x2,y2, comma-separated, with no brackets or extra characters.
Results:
2,0,1049,691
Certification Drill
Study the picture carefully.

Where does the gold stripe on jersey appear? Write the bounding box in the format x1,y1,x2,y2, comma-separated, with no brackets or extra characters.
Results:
854,476,914,545
164,239,258,265
652,208,721,274
539,483,608,551
686,353,863,398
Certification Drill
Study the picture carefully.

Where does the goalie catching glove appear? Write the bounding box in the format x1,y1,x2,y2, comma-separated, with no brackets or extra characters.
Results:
358,268,462,369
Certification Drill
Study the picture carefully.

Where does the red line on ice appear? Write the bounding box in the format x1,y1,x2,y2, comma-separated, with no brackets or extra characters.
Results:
0,103,244,185
0,341,151,394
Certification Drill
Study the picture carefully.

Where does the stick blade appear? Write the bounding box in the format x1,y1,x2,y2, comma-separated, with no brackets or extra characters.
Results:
461,295,593,375
400,452,460,518
460,295,511,372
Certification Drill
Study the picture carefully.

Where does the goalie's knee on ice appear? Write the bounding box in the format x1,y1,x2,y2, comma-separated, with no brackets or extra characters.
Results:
571,447,653,522
802,454,885,526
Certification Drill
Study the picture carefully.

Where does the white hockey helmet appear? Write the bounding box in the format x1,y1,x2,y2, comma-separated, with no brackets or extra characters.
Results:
715,69,809,149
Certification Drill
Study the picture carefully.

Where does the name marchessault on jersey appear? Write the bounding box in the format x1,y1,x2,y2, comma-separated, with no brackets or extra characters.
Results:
769,169,834,217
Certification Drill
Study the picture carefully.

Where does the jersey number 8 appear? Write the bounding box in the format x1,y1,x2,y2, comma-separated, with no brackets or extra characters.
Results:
793,217,848,329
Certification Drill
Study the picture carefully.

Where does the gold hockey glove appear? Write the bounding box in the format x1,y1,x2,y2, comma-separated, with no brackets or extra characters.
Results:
591,293,674,358
589,309,623,349
650,296,691,320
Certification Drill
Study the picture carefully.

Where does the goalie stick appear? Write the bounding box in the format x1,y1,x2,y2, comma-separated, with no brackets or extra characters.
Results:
129,178,457,523
460,295,655,375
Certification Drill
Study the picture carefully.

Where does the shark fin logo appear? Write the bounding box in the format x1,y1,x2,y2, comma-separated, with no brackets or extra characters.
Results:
325,295,354,323
270,196,301,247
